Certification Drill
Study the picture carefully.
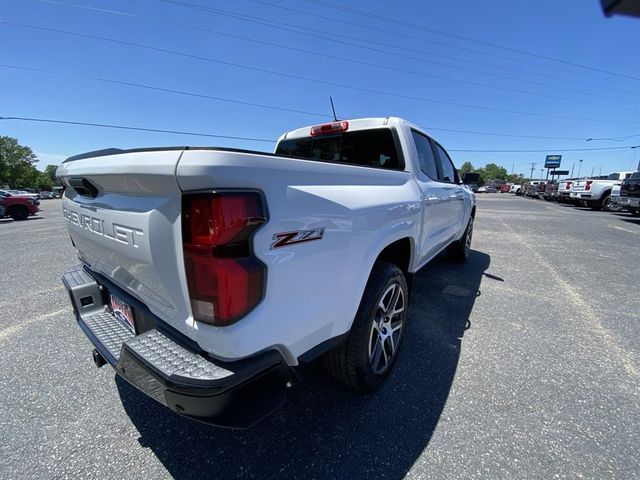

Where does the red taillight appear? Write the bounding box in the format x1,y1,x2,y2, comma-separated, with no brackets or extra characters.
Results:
310,121,349,136
566,181,572,189
585,180,593,191
182,192,266,326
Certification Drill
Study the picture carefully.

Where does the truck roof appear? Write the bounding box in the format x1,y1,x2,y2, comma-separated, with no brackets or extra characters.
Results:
277,117,418,142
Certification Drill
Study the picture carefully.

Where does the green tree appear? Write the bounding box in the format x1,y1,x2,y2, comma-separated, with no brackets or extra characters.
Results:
459,161,475,175
480,163,508,181
0,136,38,188
36,172,53,191
44,164,59,185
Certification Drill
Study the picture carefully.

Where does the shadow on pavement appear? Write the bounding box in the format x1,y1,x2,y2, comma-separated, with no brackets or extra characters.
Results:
117,250,490,479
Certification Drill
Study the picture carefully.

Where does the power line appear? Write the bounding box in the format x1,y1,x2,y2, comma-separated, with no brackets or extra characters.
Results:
242,0,640,97
2,115,638,154
421,126,585,141
1,24,637,126
155,0,640,99
0,116,276,143
586,134,640,142
18,10,634,111
0,65,604,141
31,0,639,107
33,0,638,105
303,0,640,83
449,146,638,153
0,64,328,118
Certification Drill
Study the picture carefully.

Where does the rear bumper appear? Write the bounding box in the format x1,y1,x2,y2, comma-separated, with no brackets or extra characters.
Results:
619,196,640,207
570,192,592,199
62,265,293,428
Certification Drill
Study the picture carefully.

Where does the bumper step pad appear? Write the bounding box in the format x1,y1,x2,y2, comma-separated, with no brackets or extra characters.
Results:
62,265,291,428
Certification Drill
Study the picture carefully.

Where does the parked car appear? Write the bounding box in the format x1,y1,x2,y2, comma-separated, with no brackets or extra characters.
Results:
500,183,511,193
557,179,575,203
570,171,633,210
5,189,40,201
524,181,542,197
57,117,476,427
619,171,640,216
477,186,487,193
0,191,40,220
39,191,56,199
541,181,559,201
485,186,497,193
510,184,522,195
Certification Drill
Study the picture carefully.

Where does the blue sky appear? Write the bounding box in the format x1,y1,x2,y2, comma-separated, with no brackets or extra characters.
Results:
1,0,639,178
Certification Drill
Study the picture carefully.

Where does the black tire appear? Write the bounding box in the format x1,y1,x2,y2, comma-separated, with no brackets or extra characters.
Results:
323,262,408,392
588,200,602,211
447,214,474,262
9,206,28,221
631,209,640,217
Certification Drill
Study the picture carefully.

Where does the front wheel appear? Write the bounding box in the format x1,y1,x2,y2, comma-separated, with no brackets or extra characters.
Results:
323,262,408,392
9,206,28,221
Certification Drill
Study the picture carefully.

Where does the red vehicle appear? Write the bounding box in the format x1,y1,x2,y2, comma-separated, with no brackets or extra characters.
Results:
500,183,511,193
0,192,40,220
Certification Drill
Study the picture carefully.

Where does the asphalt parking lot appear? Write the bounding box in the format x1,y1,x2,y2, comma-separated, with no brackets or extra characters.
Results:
1,195,639,479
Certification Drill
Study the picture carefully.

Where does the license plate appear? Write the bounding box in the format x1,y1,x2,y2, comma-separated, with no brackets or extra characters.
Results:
110,294,135,333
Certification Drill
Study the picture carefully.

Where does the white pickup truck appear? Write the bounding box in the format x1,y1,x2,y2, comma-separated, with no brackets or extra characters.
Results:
569,171,634,210
57,117,476,427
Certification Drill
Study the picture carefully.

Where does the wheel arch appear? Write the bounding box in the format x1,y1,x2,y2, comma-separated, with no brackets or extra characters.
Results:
370,236,416,299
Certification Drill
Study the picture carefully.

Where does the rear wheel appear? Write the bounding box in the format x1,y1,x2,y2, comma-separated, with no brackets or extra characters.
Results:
9,206,28,221
447,215,473,262
603,196,622,212
631,209,640,217
323,262,408,392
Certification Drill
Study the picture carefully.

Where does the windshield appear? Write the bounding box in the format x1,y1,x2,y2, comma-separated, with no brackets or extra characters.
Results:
276,128,402,171
607,173,620,180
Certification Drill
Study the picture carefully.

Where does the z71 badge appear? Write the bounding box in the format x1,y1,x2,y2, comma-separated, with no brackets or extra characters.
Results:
271,227,325,249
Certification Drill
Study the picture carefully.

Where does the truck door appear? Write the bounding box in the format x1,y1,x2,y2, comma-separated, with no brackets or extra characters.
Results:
410,130,455,264
431,141,465,239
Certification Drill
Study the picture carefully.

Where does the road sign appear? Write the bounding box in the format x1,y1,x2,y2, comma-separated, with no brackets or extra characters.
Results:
550,170,570,176
545,155,562,168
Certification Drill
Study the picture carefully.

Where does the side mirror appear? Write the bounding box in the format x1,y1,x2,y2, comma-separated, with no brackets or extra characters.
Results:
461,172,480,184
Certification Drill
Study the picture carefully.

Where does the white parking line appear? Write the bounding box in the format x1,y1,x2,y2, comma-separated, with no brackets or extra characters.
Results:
610,225,637,235
0,307,71,341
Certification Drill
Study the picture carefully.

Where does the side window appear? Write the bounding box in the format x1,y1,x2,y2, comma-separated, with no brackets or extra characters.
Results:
434,143,458,183
411,130,438,179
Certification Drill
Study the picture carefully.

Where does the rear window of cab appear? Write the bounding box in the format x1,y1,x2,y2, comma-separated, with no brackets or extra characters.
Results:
275,128,403,171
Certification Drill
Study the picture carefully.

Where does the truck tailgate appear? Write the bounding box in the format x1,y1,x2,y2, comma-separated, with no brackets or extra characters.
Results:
57,149,191,335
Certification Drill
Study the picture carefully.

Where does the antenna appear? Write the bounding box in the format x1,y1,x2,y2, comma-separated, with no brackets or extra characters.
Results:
329,96,338,121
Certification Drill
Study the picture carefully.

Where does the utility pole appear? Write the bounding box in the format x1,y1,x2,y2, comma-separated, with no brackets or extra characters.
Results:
577,159,583,178
590,165,595,177
529,162,536,180
598,165,603,176
511,162,515,175
571,162,575,177
633,146,640,170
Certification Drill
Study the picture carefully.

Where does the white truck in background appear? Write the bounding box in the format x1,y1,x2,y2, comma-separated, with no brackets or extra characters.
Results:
569,171,633,210
57,117,476,427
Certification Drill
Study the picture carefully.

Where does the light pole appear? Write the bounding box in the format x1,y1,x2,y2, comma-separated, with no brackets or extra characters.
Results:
633,146,640,170
577,159,583,178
